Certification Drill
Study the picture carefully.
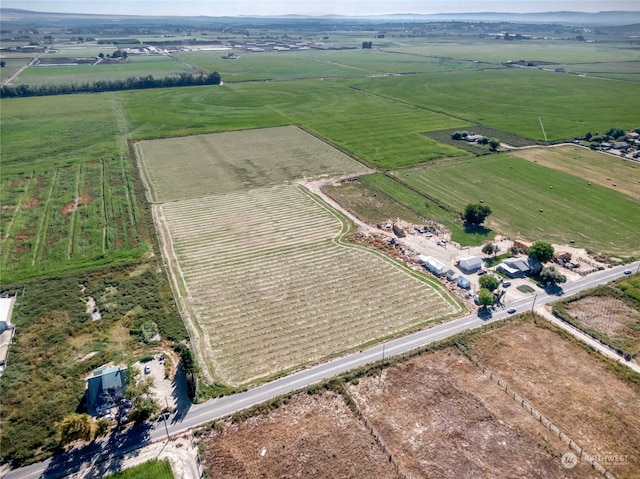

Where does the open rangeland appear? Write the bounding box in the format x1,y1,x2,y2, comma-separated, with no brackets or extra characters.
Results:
468,319,640,479
200,391,402,479
390,154,640,256
139,127,462,385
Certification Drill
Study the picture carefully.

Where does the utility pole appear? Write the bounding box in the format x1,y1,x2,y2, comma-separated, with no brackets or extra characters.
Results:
378,342,386,388
531,293,538,313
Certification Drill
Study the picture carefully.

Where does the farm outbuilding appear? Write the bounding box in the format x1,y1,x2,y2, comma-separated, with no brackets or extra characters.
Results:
456,276,471,289
497,257,542,278
418,255,450,276
458,256,483,274
86,366,127,413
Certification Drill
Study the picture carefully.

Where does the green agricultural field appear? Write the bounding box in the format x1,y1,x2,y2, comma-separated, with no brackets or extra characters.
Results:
123,80,470,168
140,129,462,384
14,56,196,86
0,156,147,282
105,459,174,479
553,61,640,82
511,145,640,199
0,94,121,174
387,40,640,65
175,50,369,81
349,69,640,141
390,154,640,256
136,125,371,202
177,48,503,82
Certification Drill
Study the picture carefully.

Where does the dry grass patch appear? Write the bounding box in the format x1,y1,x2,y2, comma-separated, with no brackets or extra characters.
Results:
349,348,590,478
469,319,640,479
200,391,401,479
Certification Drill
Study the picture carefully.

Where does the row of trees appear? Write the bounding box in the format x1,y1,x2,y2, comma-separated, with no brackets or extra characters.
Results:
0,71,222,98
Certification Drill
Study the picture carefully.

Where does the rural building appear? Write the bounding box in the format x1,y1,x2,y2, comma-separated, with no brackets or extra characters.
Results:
0,296,16,377
418,255,450,276
86,366,127,413
464,134,484,142
497,257,542,278
456,276,471,289
457,256,483,274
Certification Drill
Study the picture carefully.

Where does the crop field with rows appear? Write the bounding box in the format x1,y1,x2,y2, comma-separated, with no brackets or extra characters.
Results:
158,184,459,384
0,156,145,282
140,127,461,384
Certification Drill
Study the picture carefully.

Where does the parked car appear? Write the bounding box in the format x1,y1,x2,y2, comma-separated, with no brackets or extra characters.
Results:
507,308,516,314
502,281,511,287
624,269,632,275
144,365,151,374
120,399,133,408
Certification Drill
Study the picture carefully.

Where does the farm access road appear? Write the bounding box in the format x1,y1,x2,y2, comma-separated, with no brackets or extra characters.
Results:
4,261,637,479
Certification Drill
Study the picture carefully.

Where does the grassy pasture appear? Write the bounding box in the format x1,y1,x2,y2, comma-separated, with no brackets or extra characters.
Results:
360,173,494,246
124,80,470,168
390,154,640,256
554,61,640,82
174,50,369,81
0,94,120,174
511,145,640,199
350,69,640,141
176,48,502,82
386,40,640,64
14,56,196,86
0,57,32,83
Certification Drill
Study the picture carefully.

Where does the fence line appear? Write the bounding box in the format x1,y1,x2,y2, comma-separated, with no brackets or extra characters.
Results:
458,345,617,479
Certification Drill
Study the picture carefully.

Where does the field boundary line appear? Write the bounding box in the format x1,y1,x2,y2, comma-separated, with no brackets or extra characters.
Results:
32,169,57,267
457,344,618,479
340,385,411,479
297,183,464,315
68,164,81,258
1,174,35,260
151,203,219,384
133,141,160,204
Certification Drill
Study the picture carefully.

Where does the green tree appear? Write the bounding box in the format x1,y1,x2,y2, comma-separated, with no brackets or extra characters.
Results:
463,204,492,226
539,266,567,285
0,61,6,68
482,242,496,256
56,413,93,445
477,289,494,308
451,131,462,140
528,241,554,263
479,275,500,292
489,138,500,151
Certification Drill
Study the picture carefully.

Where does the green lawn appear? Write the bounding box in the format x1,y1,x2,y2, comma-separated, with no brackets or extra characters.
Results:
390,154,640,256
105,459,174,479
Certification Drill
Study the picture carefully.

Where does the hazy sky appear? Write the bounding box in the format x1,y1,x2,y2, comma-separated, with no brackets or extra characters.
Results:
4,0,639,17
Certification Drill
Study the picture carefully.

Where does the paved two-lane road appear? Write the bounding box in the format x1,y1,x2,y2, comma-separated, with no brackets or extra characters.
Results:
4,262,637,479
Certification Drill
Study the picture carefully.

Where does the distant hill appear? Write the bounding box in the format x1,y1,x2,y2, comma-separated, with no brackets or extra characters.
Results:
0,8,638,27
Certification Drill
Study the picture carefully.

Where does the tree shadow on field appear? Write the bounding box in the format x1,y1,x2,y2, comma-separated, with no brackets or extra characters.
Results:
464,224,492,237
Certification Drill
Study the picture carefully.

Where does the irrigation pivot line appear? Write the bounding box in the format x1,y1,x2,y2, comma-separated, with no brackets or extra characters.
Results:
538,117,548,142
